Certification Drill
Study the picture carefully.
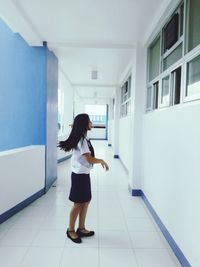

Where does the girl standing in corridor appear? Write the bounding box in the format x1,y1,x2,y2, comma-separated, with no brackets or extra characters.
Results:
59,113,109,243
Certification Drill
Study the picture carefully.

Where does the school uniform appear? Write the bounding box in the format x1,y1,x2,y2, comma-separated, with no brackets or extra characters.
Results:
69,137,94,203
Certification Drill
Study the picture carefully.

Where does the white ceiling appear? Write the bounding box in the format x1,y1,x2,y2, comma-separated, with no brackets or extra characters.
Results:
0,0,171,99
55,47,134,85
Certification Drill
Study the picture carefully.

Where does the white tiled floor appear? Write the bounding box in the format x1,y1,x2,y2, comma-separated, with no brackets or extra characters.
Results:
0,141,182,267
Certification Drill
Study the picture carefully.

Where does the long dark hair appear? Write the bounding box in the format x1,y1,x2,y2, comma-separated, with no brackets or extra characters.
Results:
58,113,90,152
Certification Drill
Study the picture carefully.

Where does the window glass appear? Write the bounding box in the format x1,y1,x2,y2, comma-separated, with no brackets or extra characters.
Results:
172,67,181,105
161,76,170,107
153,82,159,109
180,3,184,36
188,0,200,51
146,87,152,110
186,55,200,98
120,76,131,117
128,76,131,98
164,13,179,52
163,43,182,70
149,37,160,81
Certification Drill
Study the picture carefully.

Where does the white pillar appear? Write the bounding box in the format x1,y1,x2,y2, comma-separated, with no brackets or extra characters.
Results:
107,98,112,146
129,43,147,191
113,86,120,157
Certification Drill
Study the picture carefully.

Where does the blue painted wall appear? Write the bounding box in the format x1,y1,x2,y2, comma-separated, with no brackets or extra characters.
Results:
0,19,59,192
0,19,46,151
45,48,58,191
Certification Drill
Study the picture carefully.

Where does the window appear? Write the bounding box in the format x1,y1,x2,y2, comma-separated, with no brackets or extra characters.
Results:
121,81,129,103
186,55,200,100
164,13,179,51
146,87,153,111
180,3,184,36
146,0,200,111
163,3,184,53
148,3,184,81
161,75,170,107
187,0,200,52
162,2,184,71
149,36,161,81
163,43,182,71
153,82,159,109
146,82,159,112
128,76,131,98
120,76,131,117
171,67,181,105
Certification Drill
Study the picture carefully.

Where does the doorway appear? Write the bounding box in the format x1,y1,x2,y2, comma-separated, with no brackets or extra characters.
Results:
85,104,108,140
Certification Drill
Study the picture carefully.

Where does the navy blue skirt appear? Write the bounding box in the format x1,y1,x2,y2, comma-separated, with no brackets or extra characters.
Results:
69,172,92,203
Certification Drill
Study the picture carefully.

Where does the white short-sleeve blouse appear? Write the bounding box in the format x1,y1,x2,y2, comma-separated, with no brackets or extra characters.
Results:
71,137,93,174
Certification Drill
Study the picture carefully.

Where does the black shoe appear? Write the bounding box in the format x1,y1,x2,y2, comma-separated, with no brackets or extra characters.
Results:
66,230,82,243
76,228,95,237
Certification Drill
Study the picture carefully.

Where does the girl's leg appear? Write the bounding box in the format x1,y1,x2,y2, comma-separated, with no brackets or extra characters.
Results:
78,201,90,231
68,203,83,238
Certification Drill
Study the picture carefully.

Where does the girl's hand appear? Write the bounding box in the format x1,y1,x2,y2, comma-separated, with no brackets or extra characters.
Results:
101,160,109,171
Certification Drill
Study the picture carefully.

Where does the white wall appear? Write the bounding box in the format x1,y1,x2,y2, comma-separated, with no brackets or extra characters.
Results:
112,87,120,156
57,71,74,161
57,135,72,161
107,98,113,145
116,48,145,186
118,116,132,170
110,119,114,146
142,102,200,267
0,146,45,215
74,93,85,116
112,59,135,160
129,42,198,266
88,128,106,139
139,1,200,265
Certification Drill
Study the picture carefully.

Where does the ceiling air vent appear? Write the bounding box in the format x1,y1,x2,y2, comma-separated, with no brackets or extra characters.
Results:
91,70,98,80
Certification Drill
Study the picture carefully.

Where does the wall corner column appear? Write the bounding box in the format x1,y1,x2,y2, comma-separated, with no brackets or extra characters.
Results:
113,86,120,158
129,43,147,191
44,43,59,192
